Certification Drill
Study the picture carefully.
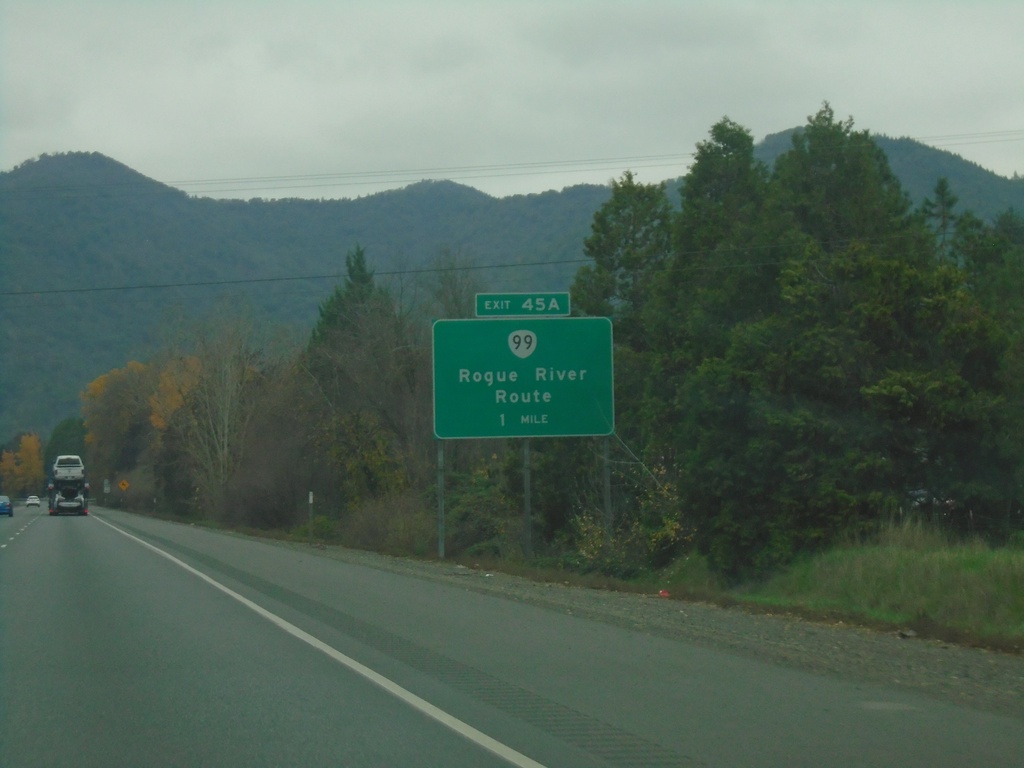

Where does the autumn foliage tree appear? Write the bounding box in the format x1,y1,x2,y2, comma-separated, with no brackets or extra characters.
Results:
81,361,157,486
0,433,45,496
0,449,15,492
15,434,45,492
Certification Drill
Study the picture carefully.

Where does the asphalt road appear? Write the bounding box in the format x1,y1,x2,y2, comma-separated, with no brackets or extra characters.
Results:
1,506,1022,767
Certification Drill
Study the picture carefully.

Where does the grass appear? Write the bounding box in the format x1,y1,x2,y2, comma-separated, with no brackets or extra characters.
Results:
475,518,1024,652
729,519,1024,651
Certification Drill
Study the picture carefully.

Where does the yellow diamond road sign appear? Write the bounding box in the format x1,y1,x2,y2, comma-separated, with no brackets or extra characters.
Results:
118,479,130,491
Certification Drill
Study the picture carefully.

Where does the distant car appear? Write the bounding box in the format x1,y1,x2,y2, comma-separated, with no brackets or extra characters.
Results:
52,455,85,481
0,496,12,517
26,495,40,507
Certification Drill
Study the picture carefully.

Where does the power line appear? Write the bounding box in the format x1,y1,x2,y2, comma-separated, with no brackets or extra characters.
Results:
166,153,694,189
0,258,592,299
0,228,946,302
0,153,695,200
143,130,1024,194
108,129,1024,196
165,160,692,197
4,128,1019,199
911,129,1024,144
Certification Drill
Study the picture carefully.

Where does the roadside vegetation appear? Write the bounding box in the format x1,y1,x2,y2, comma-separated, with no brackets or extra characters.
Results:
381,512,1024,651
727,519,1024,650
5,103,1024,651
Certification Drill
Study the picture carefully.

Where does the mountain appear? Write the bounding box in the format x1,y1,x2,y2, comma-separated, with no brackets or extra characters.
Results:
0,153,610,439
2,135,1022,441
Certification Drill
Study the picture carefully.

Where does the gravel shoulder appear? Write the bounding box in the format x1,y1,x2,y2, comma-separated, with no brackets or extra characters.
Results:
274,540,1024,720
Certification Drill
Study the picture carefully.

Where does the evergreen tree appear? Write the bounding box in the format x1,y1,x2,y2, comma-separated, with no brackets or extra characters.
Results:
922,177,959,259
640,106,1009,578
770,103,912,248
572,171,672,351
645,117,773,457
310,244,377,346
302,245,428,522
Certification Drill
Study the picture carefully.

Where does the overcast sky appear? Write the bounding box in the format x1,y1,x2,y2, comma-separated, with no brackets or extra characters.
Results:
2,1,1022,200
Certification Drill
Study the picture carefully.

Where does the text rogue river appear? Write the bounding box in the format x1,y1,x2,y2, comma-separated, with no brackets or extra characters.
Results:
458,367,588,402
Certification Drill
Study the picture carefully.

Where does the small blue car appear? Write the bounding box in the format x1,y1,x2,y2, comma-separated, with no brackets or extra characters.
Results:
0,495,12,517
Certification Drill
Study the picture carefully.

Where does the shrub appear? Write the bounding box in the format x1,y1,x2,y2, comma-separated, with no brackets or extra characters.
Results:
309,514,342,542
444,465,520,558
340,491,435,557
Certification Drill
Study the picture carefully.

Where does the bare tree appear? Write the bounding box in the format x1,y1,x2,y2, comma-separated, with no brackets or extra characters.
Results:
164,299,280,519
421,248,506,475
428,247,483,319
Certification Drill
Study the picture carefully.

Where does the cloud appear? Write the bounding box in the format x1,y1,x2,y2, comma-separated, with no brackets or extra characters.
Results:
2,0,1022,197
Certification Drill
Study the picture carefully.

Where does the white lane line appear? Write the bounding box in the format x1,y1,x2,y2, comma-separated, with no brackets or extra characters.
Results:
90,513,547,768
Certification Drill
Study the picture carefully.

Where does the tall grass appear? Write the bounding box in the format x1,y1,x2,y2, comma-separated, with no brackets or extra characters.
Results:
735,518,1024,646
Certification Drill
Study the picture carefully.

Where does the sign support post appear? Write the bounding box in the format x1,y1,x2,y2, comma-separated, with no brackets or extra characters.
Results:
437,441,446,559
603,436,613,532
522,438,532,559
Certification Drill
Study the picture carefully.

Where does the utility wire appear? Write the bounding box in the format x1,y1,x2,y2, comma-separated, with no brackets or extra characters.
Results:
0,153,695,200
108,129,1024,195
167,153,694,189
2,128,1020,199
0,229,944,301
0,258,592,298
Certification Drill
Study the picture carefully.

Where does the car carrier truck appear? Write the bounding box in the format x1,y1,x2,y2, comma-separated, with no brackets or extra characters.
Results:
49,455,89,515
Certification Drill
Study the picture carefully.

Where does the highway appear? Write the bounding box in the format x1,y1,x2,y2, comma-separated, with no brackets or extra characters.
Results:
1,506,1022,767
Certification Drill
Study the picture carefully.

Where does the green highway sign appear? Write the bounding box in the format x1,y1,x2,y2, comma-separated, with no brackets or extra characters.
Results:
475,292,571,317
432,317,614,439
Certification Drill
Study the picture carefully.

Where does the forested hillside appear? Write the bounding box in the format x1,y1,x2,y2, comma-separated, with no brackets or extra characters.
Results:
1,122,1021,442
0,155,608,437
